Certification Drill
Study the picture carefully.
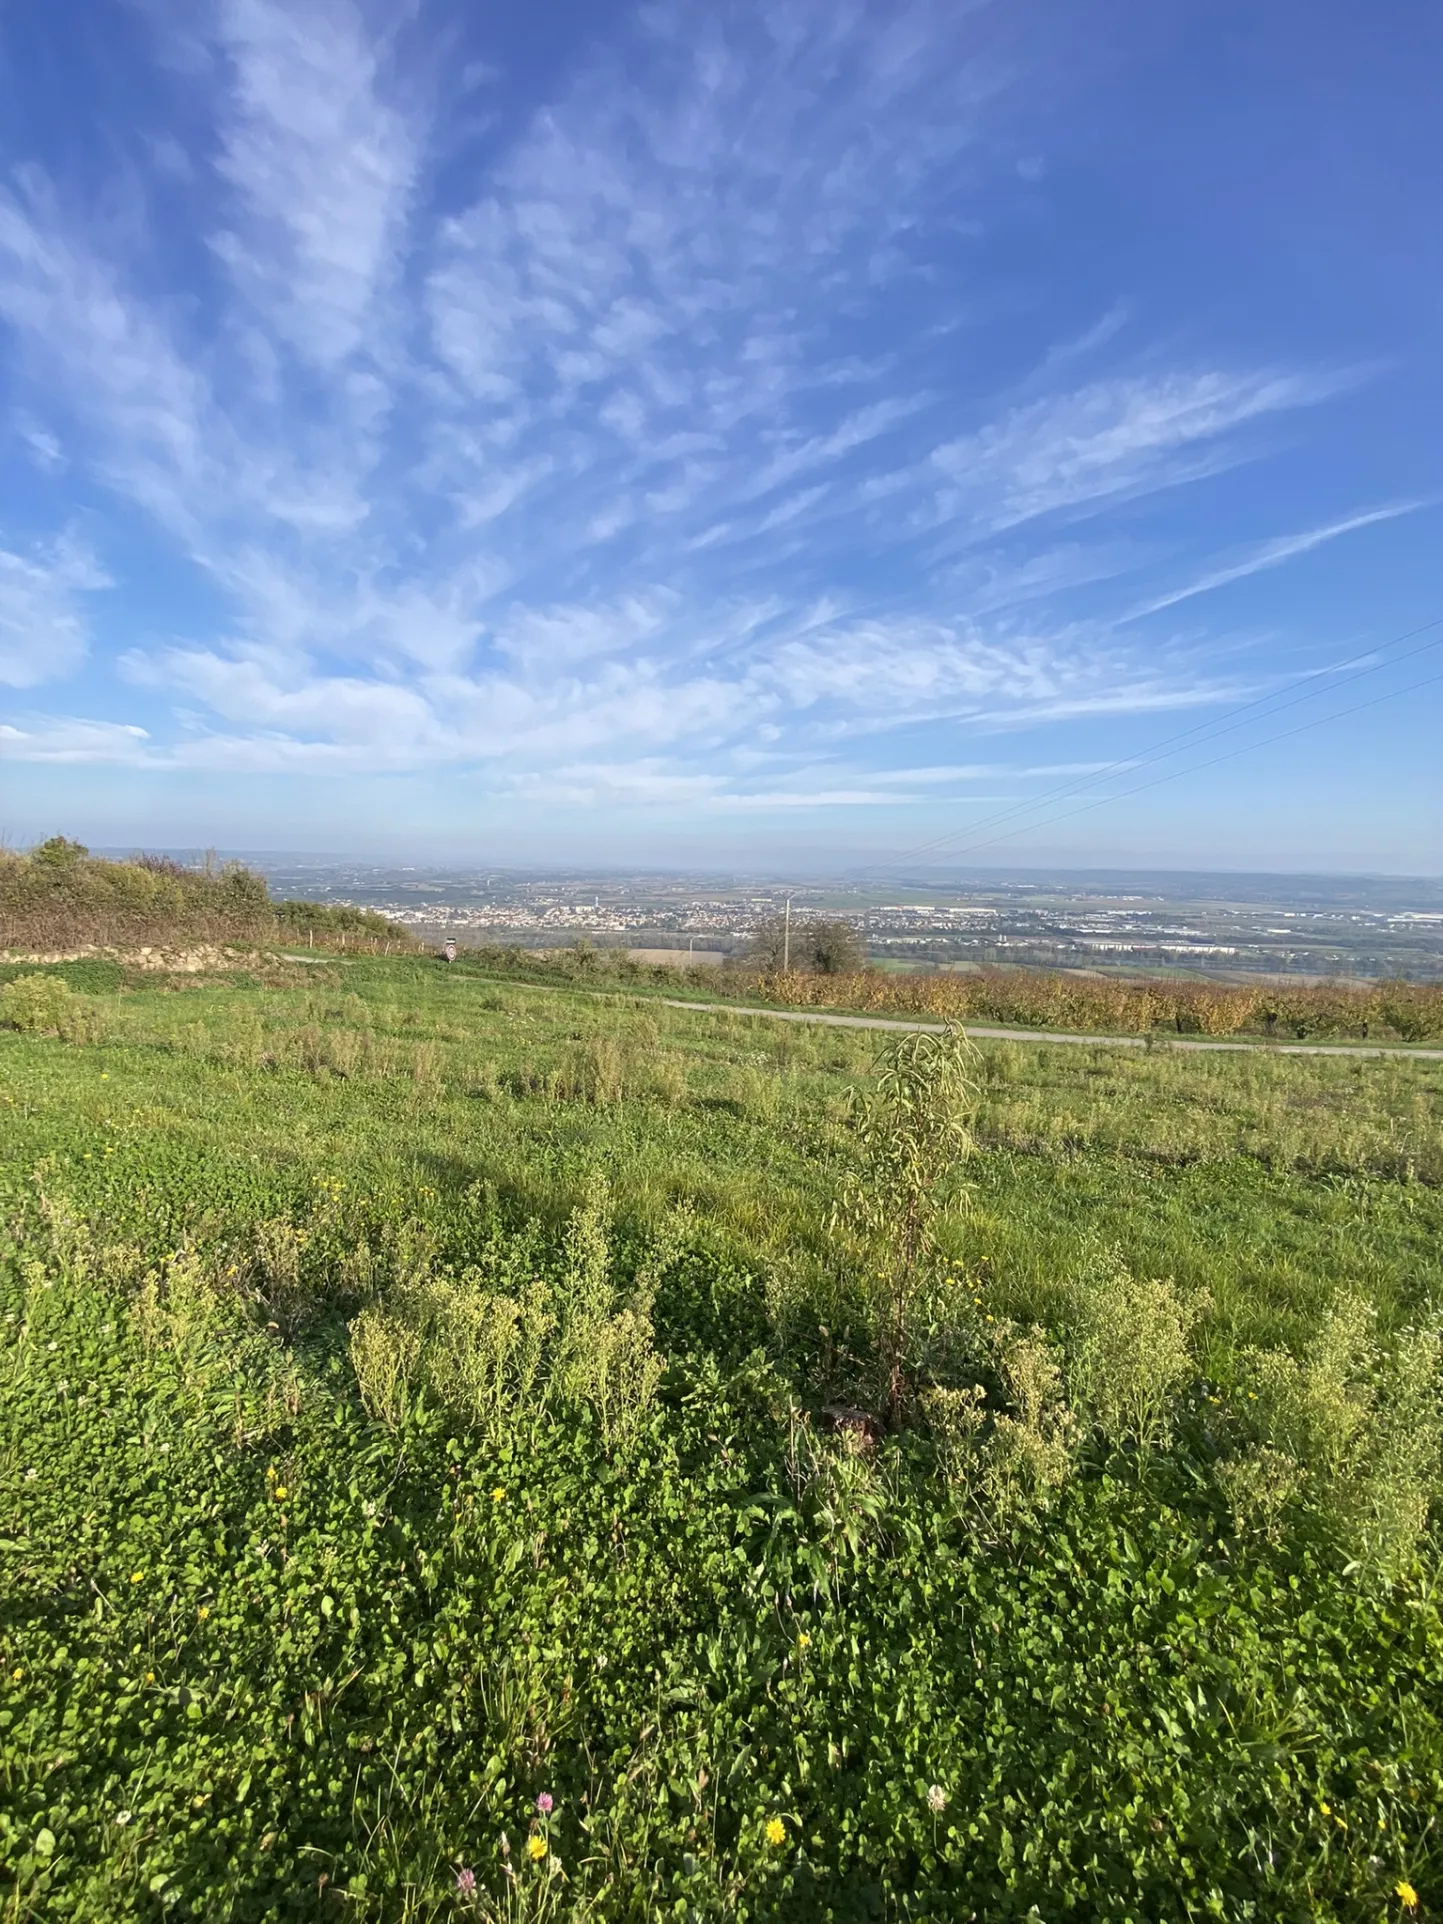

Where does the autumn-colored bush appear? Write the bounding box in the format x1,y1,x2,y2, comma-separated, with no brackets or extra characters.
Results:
706,963,1443,1042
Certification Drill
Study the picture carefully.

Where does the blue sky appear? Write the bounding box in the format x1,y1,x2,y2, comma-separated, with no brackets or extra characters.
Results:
1,0,1439,872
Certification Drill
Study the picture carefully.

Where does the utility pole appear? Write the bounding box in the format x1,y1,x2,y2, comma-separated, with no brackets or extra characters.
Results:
783,895,791,972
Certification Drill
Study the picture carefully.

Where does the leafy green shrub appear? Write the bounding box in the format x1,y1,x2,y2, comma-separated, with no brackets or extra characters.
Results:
1365,1327,1443,1572
0,971,103,1042
1233,1297,1443,1571
922,1326,1079,1527
348,1185,665,1449
1214,1443,1304,1540
0,841,415,952
1064,1250,1206,1453
978,1327,1079,1521
0,958,124,993
550,1184,664,1444
349,1300,424,1425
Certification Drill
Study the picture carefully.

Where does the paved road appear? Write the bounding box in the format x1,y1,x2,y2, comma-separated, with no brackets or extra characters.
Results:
663,999,1443,1062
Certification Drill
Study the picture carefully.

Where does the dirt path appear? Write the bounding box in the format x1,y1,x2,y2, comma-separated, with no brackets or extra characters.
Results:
662,999,1443,1061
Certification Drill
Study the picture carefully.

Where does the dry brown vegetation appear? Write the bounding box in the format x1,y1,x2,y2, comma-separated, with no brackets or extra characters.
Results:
715,963,1443,1042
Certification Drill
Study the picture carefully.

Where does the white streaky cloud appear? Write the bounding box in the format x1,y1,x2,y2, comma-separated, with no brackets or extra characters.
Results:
764,616,1089,710
0,716,149,762
1122,503,1428,620
0,537,111,688
0,188,214,543
420,0,996,563
501,762,967,810
930,369,1349,534
863,761,1119,783
210,0,420,368
945,541,1147,612
18,419,66,472
0,1,1371,806
494,596,676,672
129,645,442,747
1026,303,1132,386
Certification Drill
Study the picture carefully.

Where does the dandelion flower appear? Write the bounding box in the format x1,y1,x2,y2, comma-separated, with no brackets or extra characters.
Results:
130,1571,144,1583
1396,1882,1419,1911
273,1485,288,1501
526,1834,547,1862
492,1487,507,1504
927,1785,948,1814
765,1817,786,1848
797,1633,811,1649
455,1867,477,1896
197,1605,209,1620
535,1793,553,1814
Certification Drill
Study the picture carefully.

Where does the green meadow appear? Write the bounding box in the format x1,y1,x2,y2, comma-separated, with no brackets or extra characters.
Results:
3,950,1441,1920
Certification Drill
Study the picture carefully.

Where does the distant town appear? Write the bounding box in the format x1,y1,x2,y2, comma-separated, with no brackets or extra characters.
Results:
230,859,1443,982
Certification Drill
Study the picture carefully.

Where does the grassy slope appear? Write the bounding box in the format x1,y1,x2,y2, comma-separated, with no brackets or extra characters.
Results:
2,955,1441,1920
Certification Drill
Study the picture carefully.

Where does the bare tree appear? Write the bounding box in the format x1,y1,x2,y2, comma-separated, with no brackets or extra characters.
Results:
746,913,866,974
807,918,865,974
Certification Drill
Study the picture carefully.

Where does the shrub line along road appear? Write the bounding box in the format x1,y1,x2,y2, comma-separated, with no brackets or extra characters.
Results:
663,998,1443,1059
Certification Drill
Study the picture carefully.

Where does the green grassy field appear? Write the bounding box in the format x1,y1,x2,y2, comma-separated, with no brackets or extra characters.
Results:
3,952,1441,1920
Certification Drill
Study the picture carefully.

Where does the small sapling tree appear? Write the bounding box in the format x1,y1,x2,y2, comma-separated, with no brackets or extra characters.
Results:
832,1024,979,1426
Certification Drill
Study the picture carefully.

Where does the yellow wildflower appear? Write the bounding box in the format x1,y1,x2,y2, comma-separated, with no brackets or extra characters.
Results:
273,1485,288,1501
197,1605,210,1620
1396,1882,1418,1910
526,1834,547,1862
765,1817,786,1848
492,1487,507,1503
130,1571,144,1583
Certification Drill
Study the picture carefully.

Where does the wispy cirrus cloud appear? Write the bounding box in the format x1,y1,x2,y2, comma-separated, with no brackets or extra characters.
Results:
0,0,1396,819
0,714,148,762
1122,502,1426,620
0,536,111,688
210,0,420,368
927,369,1350,536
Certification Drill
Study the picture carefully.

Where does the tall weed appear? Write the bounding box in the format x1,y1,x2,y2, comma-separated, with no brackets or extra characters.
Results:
1231,1295,1443,1571
1064,1249,1206,1453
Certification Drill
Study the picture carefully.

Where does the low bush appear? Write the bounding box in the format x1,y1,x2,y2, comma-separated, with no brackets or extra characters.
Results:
0,841,416,954
0,972,104,1042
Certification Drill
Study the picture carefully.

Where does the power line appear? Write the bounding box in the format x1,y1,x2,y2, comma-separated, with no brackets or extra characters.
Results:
873,613,1443,872
904,659,1443,868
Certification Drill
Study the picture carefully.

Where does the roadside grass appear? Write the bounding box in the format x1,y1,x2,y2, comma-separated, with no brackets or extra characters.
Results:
2,954,1442,1919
